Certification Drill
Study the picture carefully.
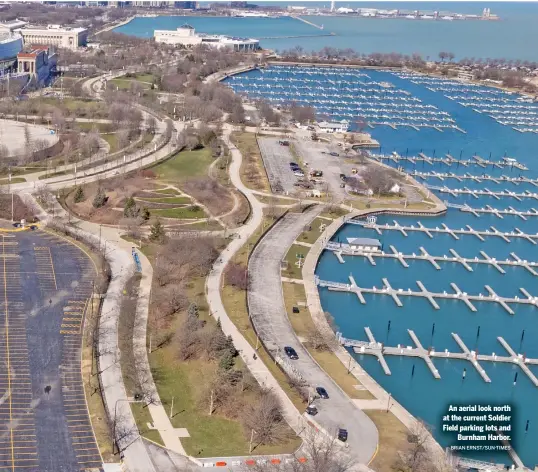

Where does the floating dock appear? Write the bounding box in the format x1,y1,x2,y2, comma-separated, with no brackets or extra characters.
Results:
411,171,538,187
348,219,538,245
325,242,538,275
427,185,538,201
337,330,538,386
317,276,538,314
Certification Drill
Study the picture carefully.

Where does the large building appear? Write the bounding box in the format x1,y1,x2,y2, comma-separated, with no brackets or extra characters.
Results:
17,25,88,51
154,24,259,50
0,33,23,72
17,46,57,83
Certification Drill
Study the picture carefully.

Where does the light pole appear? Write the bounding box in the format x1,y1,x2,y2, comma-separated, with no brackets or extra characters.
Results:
249,428,256,454
112,397,144,455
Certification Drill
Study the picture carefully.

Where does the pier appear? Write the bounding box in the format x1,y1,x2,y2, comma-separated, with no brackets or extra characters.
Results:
317,276,538,314
336,329,538,387
427,185,538,201
456,204,538,220
348,219,538,244
326,242,538,275
372,153,528,171
411,171,538,187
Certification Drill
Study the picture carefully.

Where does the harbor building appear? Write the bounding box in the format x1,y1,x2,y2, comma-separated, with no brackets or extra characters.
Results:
317,120,350,133
17,25,88,51
154,24,259,50
346,238,382,252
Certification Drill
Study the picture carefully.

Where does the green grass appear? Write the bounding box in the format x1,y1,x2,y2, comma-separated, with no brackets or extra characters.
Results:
137,196,191,204
101,133,119,153
152,188,182,195
76,122,111,132
130,403,165,446
110,78,151,91
154,148,214,182
38,171,67,180
152,206,206,219
282,244,309,280
0,177,26,184
297,217,328,244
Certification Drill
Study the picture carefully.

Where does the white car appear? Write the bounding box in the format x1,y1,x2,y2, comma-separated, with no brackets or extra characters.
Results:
294,171,305,177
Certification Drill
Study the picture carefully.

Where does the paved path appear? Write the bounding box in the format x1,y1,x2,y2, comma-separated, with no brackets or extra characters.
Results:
248,210,378,464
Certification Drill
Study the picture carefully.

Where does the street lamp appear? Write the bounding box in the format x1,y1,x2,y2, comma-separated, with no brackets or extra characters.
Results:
112,396,144,455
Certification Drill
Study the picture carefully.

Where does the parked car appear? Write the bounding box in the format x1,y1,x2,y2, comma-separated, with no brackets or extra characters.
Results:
279,140,290,146
289,162,299,167
338,428,348,442
284,346,299,360
330,152,339,157
316,387,329,399
294,171,305,177
306,405,318,416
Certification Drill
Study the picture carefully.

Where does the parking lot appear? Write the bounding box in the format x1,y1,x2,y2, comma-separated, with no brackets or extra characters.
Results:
257,136,299,194
292,138,359,200
0,230,102,472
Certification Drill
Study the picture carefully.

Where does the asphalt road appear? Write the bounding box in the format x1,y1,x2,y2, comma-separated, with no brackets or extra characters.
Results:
0,230,101,472
248,211,379,465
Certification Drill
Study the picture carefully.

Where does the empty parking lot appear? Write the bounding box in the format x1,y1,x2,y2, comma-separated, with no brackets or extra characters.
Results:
0,230,101,472
257,137,299,194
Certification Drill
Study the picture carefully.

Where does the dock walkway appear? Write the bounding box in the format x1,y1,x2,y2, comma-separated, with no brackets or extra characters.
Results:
317,276,538,314
347,219,538,245
411,171,538,187
338,329,538,386
325,242,538,275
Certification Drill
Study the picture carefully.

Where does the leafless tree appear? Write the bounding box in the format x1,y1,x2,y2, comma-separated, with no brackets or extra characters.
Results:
224,262,248,290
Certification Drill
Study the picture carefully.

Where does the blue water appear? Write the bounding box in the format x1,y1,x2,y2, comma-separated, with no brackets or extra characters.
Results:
228,64,538,467
117,2,538,60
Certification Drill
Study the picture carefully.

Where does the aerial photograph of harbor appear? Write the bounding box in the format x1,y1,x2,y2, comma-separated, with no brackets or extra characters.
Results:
1,1,538,472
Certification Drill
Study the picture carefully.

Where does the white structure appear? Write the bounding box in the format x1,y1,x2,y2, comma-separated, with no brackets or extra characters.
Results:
154,24,259,51
346,238,382,252
317,119,349,133
17,25,88,50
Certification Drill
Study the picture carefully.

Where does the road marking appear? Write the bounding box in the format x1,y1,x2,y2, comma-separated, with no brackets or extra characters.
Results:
2,235,15,472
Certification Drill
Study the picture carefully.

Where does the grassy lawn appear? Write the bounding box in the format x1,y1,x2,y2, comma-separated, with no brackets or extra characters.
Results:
296,217,328,244
0,177,26,184
76,122,111,133
137,196,191,204
365,410,411,472
282,244,310,280
110,78,151,90
230,132,271,193
152,206,206,219
101,133,118,153
146,274,300,457
154,148,214,182
282,283,373,400
38,171,67,180
320,206,349,219
255,195,297,206
153,188,182,195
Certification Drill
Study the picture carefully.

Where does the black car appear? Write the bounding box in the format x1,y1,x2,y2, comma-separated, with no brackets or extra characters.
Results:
316,387,329,399
289,162,299,168
306,405,318,416
338,428,348,442
284,346,299,360
330,152,339,157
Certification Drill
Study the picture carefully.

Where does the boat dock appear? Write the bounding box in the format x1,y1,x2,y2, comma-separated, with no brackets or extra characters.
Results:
337,329,538,386
411,171,538,187
348,219,538,244
372,153,528,170
317,276,538,314
427,185,538,201
455,203,538,220
326,242,538,275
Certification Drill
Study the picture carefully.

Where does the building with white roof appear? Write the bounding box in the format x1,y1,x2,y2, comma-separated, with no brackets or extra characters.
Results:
154,24,259,51
17,24,88,51
317,119,349,133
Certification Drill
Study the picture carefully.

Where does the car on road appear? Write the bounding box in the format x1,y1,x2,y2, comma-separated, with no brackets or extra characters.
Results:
284,346,299,360
338,428,348,442
330,152,339,157
316,387,329,399
306,405,318,416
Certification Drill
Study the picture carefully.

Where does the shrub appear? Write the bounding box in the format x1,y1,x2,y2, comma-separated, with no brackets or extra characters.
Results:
73,186,85,203
92,187,107,208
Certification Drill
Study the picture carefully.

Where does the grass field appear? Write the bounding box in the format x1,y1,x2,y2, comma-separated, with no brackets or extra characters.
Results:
230,132,271,193
137,196,191,205
152,205,206,219
0,177,26,184
296,217,328,244
152,188,182,196
154,148,214,182
101,133,118,153
282,244,310,280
